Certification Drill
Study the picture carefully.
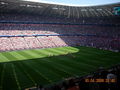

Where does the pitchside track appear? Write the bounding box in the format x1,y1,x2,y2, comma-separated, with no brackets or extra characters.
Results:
0,46,120,90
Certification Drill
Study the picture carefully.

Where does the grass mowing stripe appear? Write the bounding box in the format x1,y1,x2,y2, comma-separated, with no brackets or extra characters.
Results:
50,47,70,54
65,54,96,68
75,52,108,65
78,46,120,56
31,50,49,57
3,63,18,90
64,47,79,50
0,63,6,90
50,56,91,75
13,62,35,89
64,47,79,52
59,55,96,70
9,52,27,60
45,49,64,55
36,49,58,56
12,64,21,90
0,52,18,61
33,49,59,58
75,56,111,68
0,46,79,63
15,63,37,86
45,48,90,71
20,62,52,85
74,51,120,68
56,47,79,53
48,48,78,55
34,49,59,57
34,58,72,78
17,51,35,59
74,47,118,65
19,49,51,59
0,53,10,62
76,48,103,56
28,49,63,59
66,53,99,68
30,59,67,80
22,51,39,57
25,60,62,82
28,50,48,58
37,57,74,76
76,48,120,60
75,51,119,65
44,49,69,57
17,62,41,87
42,58,76,76
42,57,82,76
77,47,106,55
0,46,120,89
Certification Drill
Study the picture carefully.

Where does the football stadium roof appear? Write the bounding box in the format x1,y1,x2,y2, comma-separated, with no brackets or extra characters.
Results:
22,0,120,7
0,0,120,18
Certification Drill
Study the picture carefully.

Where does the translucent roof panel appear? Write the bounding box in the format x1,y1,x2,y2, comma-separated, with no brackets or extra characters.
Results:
22,0,120,6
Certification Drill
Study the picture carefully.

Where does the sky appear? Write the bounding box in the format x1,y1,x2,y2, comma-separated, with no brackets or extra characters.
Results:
23,0,120,6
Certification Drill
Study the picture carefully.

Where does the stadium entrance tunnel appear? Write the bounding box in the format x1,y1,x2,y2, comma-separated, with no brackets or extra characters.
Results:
0,46,120,90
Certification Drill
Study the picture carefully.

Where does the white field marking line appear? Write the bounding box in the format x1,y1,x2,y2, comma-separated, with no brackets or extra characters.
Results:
36,60,72,78
18,63,36,86
24,62,53,83
0,63,6,90
12,64,21,90
52,56,93,74
32,60,65,79
43,59,77,76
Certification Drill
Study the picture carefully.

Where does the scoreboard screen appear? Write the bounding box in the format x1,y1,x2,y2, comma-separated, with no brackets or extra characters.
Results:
114,7,120,15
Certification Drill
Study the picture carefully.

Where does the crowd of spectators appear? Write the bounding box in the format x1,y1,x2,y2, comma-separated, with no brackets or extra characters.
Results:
0,35,119,52
0,13,120,52
0,13,120,24
0,23,120,52
0,24,120,36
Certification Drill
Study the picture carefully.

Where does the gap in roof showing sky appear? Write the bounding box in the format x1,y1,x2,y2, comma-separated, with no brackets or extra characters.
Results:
22,0,120,6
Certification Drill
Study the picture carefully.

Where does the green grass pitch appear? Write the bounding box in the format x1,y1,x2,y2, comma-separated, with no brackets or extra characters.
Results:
0,46,120,90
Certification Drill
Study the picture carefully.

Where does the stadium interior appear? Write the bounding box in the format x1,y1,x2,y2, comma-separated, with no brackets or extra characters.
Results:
0,0,120,90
